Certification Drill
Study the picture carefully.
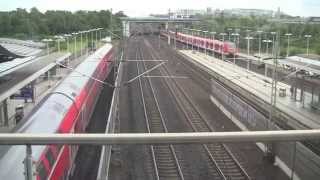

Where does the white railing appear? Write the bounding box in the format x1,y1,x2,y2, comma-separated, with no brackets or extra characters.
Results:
1,130,320,180
0,130,320,145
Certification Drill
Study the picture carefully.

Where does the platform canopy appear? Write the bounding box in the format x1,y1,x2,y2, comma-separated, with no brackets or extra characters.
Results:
0,45,24,63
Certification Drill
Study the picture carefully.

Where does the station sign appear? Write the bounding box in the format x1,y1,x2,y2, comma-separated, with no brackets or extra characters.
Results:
10,85,34,100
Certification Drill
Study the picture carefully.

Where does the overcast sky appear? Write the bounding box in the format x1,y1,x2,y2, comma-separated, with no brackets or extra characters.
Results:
1,0,319,17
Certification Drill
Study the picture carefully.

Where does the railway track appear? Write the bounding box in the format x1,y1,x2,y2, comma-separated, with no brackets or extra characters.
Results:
135,43,185,180
142,37,251,180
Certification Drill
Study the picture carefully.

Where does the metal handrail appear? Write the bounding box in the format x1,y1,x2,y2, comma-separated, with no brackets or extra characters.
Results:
0,130,319,145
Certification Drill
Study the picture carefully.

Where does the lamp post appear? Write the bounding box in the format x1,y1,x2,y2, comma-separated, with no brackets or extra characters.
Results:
227,28,233,41
220,33,227,60
184,28,189,49
304,35,312,56
95,28,98,48
270,32,276,55
285,33,292,57
203,30,208,55
72,32,78,59
263,40,272,55
41,39,53,55
79,31,83,56
197,29,202,53
84,30,89,55
246,29,251,37
191,29,194,52
245,36,254,70
54,35,64,53
210,31,216,57
231,33,239,64
64,34,72,53
257,31,263,58
91,29,94,51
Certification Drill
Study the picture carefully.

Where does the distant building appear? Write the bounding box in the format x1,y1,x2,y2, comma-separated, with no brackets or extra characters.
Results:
168,9,206,19
223,8,274,17
308,17,320,23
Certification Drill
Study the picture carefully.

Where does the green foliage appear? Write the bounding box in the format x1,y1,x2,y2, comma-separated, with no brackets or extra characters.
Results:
193,15,320,56
0,7,123,40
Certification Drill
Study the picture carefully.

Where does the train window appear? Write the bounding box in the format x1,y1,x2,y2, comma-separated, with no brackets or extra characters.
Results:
37,162,48,180
46,149,55,168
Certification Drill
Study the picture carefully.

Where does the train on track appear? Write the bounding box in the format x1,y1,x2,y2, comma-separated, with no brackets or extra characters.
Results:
161,30,238,56
0,44,114,180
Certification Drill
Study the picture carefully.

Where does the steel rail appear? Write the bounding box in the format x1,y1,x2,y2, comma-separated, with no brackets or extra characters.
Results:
146,36,250,179
136,44,160,180
148,37,234,179
138,41,185,180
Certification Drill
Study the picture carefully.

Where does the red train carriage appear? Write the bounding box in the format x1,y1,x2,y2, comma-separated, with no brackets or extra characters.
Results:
161,30,238,57
0,43,113,180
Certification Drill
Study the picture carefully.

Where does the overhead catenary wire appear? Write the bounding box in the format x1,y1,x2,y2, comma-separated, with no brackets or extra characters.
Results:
55,61,116,88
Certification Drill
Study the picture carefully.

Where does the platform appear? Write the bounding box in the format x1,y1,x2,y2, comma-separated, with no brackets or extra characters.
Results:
0,52,70,103
180,50,320,129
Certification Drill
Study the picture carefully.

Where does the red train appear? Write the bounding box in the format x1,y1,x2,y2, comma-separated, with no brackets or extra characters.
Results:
0,44,113,180
161,30,238,56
